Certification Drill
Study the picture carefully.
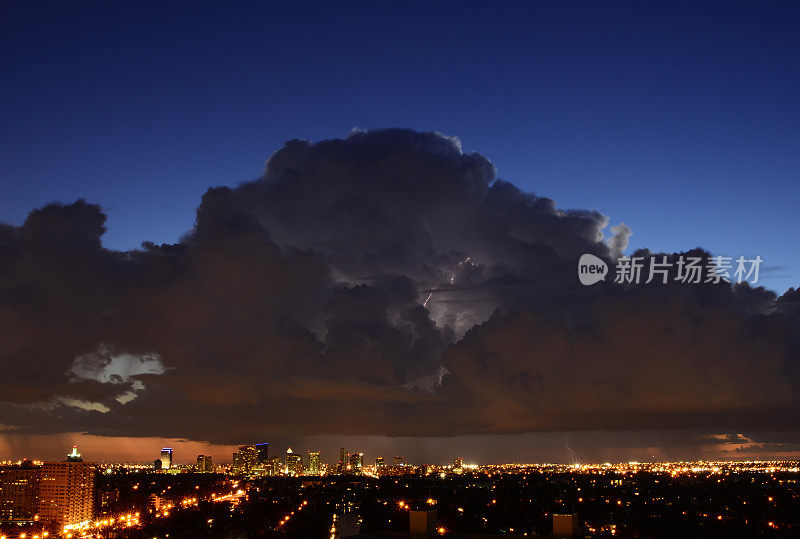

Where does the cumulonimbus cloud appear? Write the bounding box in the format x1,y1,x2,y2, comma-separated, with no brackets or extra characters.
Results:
0,128,797,444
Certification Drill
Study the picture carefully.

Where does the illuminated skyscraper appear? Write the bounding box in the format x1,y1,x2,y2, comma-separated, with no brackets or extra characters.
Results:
338,447,348,472
196,455,213,473
349,452,364,474
238,445,258,472
160,448,173,470
375,456,385,468
307,451,321,475
255,443,270,465
285,447,302,476
268,456,282,476
38,460,95,526
453,457,463,473
0,461,41,521
66,446,83,462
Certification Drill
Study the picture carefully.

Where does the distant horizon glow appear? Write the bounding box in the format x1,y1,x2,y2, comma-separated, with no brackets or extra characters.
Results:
1,431,797,466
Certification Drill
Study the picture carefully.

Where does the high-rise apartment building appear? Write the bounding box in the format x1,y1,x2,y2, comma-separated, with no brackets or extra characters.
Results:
0,461,41,521
38,461,95,526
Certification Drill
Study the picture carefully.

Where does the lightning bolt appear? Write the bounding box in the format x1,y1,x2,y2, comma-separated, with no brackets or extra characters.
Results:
449,257,472,284
424,256,476,307
564,434,579,467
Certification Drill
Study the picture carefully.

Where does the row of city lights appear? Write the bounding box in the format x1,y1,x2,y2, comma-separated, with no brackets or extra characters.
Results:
278,500,308,529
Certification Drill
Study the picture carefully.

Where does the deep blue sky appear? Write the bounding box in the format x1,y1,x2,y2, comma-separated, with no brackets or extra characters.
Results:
2,0,798,292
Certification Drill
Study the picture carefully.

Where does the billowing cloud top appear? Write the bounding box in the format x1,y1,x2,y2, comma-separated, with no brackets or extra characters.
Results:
0,128,798,444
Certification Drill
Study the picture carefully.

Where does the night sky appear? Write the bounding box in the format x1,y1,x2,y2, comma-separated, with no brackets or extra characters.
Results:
1,1,799,464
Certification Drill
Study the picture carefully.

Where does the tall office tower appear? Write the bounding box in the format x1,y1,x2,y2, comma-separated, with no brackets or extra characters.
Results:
453,457,463,473
160,448,173,470
349,452,364,474
196,455,213,473
66,446,83,462
393,456,405,466
268,456,282,476
285,448,302,476
232,451,241,472
307,451,321,475
0,461,41,521
238,445,258,472
255,443,270,465
38,461,95,526
338,448,348,472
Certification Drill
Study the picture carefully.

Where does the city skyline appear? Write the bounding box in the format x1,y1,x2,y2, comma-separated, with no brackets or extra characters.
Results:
2,431,795,468
3,443,796,537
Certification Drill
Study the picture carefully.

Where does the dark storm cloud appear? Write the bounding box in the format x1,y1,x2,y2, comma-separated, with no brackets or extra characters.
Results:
0,128,798,445
439,283,798,434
